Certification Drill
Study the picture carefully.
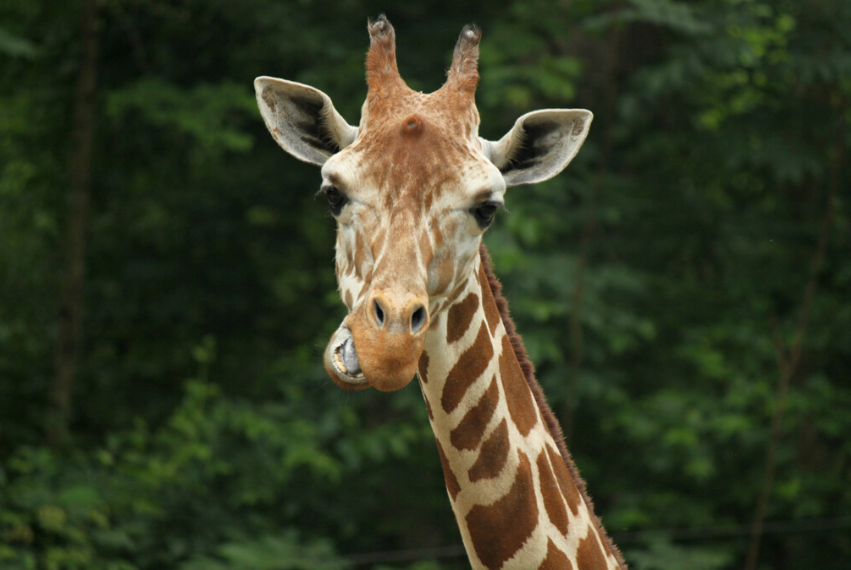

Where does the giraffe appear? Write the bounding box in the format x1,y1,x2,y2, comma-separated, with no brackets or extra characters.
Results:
255,16,626,570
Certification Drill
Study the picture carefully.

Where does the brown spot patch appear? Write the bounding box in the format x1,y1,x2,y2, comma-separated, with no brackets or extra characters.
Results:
537,450,569,535
466,450,538,570
441,321,493,413
450,375,498,451
345,244,354,267
468,418,509,482
447,292,479,344
546,444,582,516
443,278,468,310
344,290,354,311
478,262,502,334
417,376,432,419
421,385,434,421
354,229,368,276
539,540,573,570
499,334,538,436
576,531,608,570
424,187,435,213
436,438,460,501
418,350,430,384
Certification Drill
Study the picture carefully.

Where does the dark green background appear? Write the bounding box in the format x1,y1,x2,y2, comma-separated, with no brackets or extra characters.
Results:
1,1,849,568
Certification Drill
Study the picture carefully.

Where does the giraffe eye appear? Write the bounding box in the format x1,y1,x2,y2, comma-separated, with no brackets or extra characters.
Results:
470,201,501,229
323,186,348,216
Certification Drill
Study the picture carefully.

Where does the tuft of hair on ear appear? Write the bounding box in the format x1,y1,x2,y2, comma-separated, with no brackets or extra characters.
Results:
366,14,405,95
446,24,481,94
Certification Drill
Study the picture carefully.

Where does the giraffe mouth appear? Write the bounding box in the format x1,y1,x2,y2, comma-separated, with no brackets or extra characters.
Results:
324,324,368,388
324,307,426,392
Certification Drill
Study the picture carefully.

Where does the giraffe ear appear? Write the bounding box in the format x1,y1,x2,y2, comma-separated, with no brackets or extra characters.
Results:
254,76,358,166
481,109,592,187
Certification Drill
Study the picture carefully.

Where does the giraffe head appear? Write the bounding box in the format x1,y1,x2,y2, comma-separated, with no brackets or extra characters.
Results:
256,16,591,392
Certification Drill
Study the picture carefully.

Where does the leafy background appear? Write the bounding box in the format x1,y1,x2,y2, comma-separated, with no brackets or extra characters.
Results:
1,0,849,569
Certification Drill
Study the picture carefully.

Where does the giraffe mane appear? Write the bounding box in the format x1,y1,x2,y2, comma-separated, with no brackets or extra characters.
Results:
478,244,626,568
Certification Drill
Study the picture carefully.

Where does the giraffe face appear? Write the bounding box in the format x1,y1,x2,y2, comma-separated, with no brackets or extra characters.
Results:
255,16,592,393
319,100,506,392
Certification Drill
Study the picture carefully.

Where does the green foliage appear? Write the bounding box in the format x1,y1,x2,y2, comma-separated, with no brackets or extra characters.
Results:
1,0,850,569
628,535,734,570
107,79,257,167
179,531,349,570
0,27,37,58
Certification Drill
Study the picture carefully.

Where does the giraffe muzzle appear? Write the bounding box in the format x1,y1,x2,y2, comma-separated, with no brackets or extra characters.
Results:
324,291,429,391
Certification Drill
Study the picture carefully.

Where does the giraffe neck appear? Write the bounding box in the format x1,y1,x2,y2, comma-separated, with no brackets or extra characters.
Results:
417,246,624,570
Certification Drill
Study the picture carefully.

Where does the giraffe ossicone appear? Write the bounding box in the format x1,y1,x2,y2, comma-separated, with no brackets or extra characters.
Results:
256,15,625,570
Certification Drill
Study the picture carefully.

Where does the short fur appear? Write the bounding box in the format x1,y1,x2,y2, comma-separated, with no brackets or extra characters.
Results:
478,244,626,569
366,14,405,96
446,24,481,94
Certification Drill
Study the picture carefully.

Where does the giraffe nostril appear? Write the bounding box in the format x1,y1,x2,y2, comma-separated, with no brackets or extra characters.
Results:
373,298,385,328
410,305,427,333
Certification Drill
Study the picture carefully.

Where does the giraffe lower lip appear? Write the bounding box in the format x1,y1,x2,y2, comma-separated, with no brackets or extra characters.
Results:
328,326,367,384
334,337,363,377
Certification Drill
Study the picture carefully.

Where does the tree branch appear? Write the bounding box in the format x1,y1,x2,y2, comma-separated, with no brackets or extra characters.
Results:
49,0,100,445
744,137,840,570
564,26,619,442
